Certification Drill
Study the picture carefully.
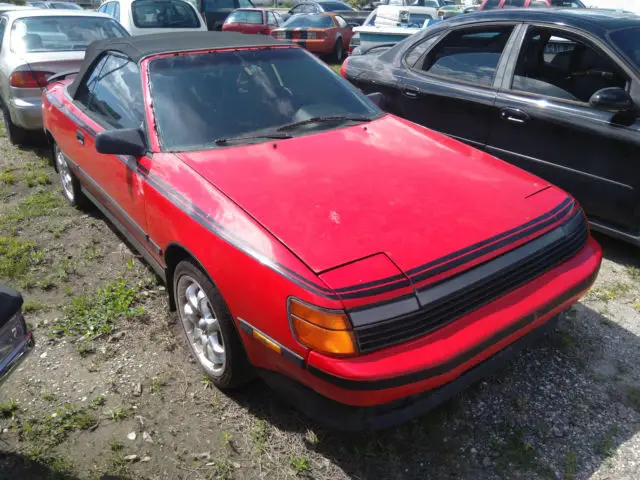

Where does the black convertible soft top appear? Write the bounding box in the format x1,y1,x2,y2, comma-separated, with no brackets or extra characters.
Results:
68,31,289,98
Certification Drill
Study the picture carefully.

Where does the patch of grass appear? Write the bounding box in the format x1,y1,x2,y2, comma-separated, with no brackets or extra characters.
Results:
0,399,18,419
84,245,103,261
626,266,640,282
221,431,233,448
24,449,74,480
109,438,125,452
89,395,105,409
0,236,41,278
305,429,319,445
150,376,167,393
212,459,234,480
588,282,632,302
37,278,56,291
626,385,640,412
110,406,132,422
598,425,620,459
23,170,51,188
22,403,98,448
564,451,578,480
59,279,144,339
53,257,76,282
201,374,213,390
41,391,57,402
0,169,17,185
252,419,267,453
290,455,311,475
76,341,95,357
22,299,48,313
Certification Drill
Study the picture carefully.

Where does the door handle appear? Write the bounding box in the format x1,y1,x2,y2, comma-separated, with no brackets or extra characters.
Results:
76,130,84,145
401,86,420,99
500,107,529,124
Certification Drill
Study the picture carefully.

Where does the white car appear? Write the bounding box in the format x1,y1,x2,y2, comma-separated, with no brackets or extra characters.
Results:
98,0,207,35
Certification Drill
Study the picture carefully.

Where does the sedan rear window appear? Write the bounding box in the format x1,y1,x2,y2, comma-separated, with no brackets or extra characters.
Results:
226,9,263,24
148,47,381,151
283,14,333,28
132,0,201,28
10,16,128,53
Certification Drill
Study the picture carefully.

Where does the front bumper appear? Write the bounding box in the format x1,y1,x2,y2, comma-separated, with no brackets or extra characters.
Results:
277,236,600,412
260,313,560,431
9,95,43,130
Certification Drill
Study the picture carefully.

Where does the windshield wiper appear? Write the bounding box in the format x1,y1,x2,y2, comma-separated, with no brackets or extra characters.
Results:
214,133,293,146
276,115,373,132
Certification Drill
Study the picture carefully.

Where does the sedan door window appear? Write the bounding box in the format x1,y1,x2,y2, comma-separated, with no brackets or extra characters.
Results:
419,26,515,86
510,28,627,103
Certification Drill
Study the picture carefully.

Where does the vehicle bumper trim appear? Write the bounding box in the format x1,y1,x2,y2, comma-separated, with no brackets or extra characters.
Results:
237,317,305,368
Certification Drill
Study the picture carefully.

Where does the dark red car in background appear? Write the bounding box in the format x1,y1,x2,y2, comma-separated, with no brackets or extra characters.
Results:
42,32,601,430
479,0,584,9
271,13,353,62
222,8,282,35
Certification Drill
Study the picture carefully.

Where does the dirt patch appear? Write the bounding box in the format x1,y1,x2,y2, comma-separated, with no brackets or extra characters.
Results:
1,130,640,480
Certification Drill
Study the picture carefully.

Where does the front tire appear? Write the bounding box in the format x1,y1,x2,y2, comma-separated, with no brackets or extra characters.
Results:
333,39,344,63
173,259,253,389
53,142,90,209
2,106,28,146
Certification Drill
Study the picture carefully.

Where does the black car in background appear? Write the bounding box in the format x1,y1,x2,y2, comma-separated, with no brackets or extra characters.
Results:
343,9,640,246
190,0,256,30
0,285,33,384
283,1,368,25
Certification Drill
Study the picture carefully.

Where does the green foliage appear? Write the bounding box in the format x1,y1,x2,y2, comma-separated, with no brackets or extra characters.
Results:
23,403,98,448
0,236,41,278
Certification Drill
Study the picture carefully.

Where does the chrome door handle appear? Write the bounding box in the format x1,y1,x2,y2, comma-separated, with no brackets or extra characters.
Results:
500,107,529,124
76,130,84,145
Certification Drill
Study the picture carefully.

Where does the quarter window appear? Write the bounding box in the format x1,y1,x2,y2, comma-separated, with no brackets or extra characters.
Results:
113,2,120,21
419,26,514,86
511,28,627,103
405,35,439,67
81,54,144,129
335,15,347,28
75,55,109,106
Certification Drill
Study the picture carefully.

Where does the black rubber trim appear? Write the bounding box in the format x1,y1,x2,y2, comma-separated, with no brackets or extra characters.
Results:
349,295,420,328
307,270,597,391
237,318,305,368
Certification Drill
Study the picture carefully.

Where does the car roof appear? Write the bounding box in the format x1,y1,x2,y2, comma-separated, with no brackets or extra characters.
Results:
2,9,111,19
449,8,640,36
68,31,289,97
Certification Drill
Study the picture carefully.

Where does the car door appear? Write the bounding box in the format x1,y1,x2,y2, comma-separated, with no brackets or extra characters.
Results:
487,24,640,233
393,24,517,149
69,53,149,246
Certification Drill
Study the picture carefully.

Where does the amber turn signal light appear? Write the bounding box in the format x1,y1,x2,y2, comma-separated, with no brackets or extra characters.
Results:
288,298,357,356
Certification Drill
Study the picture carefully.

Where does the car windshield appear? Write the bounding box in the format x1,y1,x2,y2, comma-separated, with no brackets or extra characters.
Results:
10,16,128,53
227,9,262,24
132,0,201,28
609,26,640,69
148,47,381,151
284,14,332,28
49,2,84,9
319,1,352,11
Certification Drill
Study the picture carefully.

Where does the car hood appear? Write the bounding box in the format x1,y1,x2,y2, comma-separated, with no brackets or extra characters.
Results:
176,115,564,275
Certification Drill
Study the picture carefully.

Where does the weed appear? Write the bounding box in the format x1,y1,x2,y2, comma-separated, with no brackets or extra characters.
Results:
84,245,103,261
41,391,57,402
0,399,18,418
221,431,233,448
88,395,105,409
22,299,47,313
0,169,17,185
37,279,56,291
151,376,167,393
63,285,73,296
305,429,319,445
626,265,640,282
54,257,76,282
290,455,311,475
76,341,95,357
24,449,73,480
60,279,144,339
109,438,125,452
110,406,132,422
212,458,234,480
588,282,631,302
252,420,267,453
564,451,577,480
126,258,135,271
0,236,41,278
598,425,620,458
23,403,98,447
627,385,640,412
24,170,51,187
201,374,213,390
1,190,65,233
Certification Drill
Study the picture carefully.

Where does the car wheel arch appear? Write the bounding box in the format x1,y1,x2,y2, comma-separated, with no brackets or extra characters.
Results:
164,242,212,311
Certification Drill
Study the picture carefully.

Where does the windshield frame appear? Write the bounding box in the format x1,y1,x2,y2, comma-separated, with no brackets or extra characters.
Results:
9,15,129,54
143,46,383,153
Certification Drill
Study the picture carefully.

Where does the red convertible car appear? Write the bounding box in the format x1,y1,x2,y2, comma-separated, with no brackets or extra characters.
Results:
42,32,601,430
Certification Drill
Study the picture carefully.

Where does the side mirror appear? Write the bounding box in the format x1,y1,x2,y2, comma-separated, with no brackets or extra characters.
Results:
589,87,634,112
95,128,147,157
367,92,384,107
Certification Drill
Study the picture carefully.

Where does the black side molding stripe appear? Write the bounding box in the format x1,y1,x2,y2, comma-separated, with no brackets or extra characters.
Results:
237,318,305,368
308,270,597,391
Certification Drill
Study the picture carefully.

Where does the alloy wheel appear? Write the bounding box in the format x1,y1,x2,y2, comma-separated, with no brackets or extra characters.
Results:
56,147,75,203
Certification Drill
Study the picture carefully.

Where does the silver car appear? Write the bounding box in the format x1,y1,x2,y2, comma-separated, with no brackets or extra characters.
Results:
0,10,128,145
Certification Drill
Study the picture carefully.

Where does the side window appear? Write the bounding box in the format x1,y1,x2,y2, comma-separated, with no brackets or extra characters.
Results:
0,18,6,52
511,28,627,103
529,0,548,7
306,4,319,12
98,4,107,13
267,12,277,26
420,26,514,86
83,54,144,129
405,35,439,67
113,2,120,22
75,56,109,107
482,0,501,10
291,5,304,13
335,15,347,28
505,0,525,5
104,2,115,17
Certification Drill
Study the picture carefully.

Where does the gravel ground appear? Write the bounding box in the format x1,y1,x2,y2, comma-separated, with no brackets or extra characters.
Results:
0,132,639,480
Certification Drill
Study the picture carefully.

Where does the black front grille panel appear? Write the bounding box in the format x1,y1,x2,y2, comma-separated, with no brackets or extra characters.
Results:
354,212,588,353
